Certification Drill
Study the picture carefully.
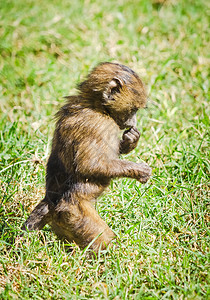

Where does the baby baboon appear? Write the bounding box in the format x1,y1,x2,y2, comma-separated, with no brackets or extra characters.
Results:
23,62,151,253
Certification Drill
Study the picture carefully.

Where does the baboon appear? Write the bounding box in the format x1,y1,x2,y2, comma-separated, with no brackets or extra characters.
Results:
23,62,152,253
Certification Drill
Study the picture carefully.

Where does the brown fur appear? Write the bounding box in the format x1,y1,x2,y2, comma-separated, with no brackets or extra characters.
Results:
23,62,152,253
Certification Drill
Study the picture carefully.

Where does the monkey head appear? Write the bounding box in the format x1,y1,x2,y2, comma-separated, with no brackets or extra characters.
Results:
78,62,147,130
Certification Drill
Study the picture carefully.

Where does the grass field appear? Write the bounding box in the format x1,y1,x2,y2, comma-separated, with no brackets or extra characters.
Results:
0,0,209,299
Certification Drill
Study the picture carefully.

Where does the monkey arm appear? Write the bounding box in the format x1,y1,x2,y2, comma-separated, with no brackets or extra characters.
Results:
119,127,140,154
77,155,151,184
73,130,151,184
105,159,151,183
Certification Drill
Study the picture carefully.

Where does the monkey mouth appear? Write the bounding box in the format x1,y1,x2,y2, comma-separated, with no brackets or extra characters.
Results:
118,123,132,130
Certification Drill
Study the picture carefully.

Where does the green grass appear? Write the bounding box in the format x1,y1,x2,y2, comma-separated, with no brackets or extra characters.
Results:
0,0,209,298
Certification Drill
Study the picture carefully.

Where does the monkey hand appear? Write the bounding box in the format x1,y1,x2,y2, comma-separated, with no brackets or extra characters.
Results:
120,127,140,154
134,162,152,183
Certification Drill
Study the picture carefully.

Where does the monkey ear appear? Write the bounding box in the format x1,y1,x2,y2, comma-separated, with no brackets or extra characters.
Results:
103,77,123,101
103,77,123,102
109,77,123,95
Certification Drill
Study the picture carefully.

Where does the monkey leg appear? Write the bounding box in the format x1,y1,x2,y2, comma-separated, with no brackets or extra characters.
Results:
22,198,53,231
50,199,116,253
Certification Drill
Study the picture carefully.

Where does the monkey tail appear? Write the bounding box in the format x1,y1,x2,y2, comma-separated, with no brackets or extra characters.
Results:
22,198,54,231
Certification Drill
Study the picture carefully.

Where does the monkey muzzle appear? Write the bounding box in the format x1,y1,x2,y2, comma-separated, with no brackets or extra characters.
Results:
122,114,137,130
